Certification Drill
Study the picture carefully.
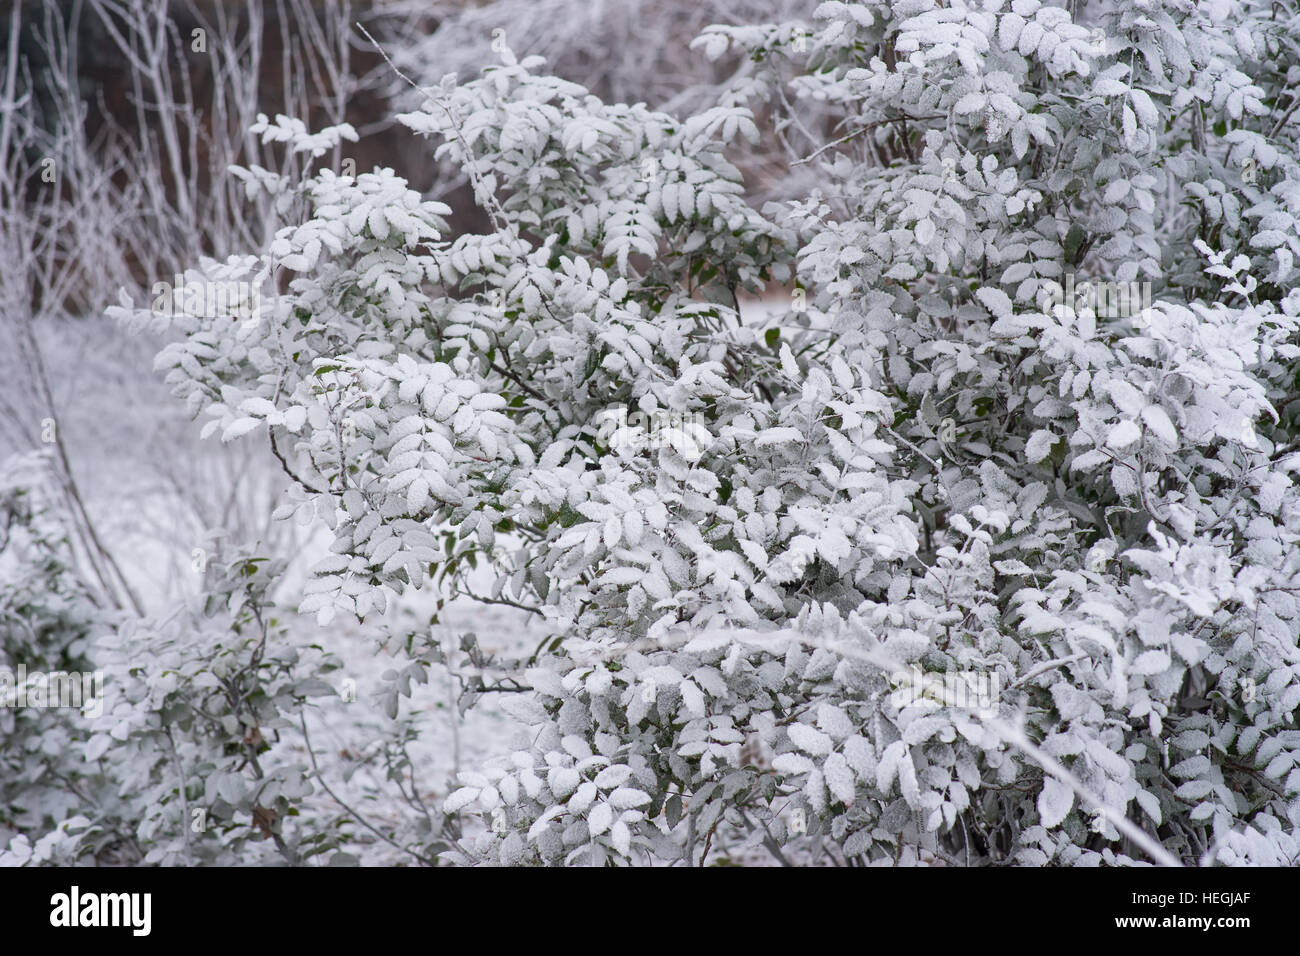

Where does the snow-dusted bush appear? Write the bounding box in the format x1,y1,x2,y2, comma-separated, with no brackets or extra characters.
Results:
387,0,806,112
0,452,108,851
382,0,826,203
75,551,353,865
0,451,360,865
59,0,1300,866
0,515,356,866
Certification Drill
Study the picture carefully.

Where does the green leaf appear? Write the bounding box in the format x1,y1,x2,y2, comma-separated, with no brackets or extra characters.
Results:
665,794,683,828
1064,224,1088,265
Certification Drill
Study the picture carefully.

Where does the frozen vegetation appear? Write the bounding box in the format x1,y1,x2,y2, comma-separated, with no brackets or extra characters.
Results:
2,0,1300,867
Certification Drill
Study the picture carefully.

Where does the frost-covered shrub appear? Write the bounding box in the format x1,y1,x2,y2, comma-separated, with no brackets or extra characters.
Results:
72,552,353,866
0,471,355,865
0,452,108,851
98,0,1300,866
385,0,828,203
390,0,807,112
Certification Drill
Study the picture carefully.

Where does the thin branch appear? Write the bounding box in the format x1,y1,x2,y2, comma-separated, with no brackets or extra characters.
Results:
792,114,945,166
298,709,439,866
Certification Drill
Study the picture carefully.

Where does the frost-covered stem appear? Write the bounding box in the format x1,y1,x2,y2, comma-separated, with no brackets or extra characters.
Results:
883,424,943,474
741,630,1183,867
299,710,438,866
451,586,544,617
740,809,793,867
446,630,461,776
984,717,1181,868
793,114,945,167
357,23,509,233
1009,653,1089,689
165,727,194,865
269,430,328,495
91,0,195,224
0,3,20,188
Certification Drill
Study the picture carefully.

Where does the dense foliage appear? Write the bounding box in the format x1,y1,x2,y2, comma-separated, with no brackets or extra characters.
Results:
6,0,1300,866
